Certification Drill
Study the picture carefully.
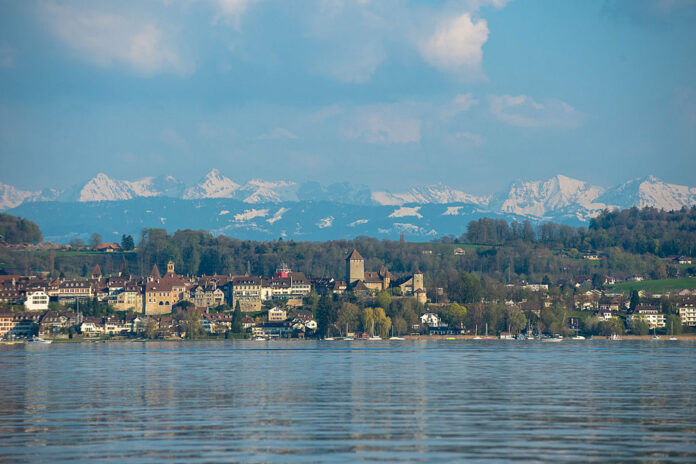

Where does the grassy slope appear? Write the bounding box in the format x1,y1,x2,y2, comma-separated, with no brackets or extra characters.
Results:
611,277,696,293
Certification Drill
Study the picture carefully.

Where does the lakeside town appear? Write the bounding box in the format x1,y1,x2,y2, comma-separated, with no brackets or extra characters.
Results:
2,243,696,342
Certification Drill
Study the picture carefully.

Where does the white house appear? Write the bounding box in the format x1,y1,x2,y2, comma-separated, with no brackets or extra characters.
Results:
24,291,49,311
420,312,441,328
627,309,666,329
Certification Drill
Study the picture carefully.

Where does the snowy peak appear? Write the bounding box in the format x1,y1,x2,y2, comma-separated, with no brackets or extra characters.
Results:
0,182,37,210
79,173,137,202
0,182,62,210
239,179,297,203
372,183,490,206
183,169,240,200
599,176,696,210
75,173,184,202
497,175,605,220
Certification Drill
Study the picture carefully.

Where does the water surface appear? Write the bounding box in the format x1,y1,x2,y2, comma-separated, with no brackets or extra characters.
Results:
1,340,695,462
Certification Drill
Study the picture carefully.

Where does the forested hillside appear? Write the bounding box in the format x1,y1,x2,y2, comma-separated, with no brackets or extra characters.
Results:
0,214,42,244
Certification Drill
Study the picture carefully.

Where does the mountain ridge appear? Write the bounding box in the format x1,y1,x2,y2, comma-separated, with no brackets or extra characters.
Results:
3,170,696,226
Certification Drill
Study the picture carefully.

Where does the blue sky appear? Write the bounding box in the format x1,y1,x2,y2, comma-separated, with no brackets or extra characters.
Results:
0,0,695,194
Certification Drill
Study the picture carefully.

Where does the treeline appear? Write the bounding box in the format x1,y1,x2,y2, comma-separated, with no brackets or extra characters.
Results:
0,214,42,244
454,207,696,257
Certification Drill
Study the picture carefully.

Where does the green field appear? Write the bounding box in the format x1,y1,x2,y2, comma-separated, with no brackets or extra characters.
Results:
611,277,696,293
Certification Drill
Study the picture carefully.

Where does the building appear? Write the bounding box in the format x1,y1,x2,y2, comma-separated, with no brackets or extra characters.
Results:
96,242,122,252
678,302,696,327
143,262,188,315
268,307,287,322
346,249,365,284
228,276,262,312
260,267,312,304
627,308,666,329
23,290,49,311
57,280,93,301
399,271,424,295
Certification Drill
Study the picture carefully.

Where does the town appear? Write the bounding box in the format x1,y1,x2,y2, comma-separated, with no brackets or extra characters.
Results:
1,243,695,342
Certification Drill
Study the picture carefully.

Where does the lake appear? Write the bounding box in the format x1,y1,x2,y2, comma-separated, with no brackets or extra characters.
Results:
1,340,695,463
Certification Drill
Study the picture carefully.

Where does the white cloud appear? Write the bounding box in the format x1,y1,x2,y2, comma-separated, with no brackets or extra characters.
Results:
257,127,299,140
215,0,260,28
489,94,583,129
349,219,369,227
442,92,479,118
43,3,187,76
342,105,421,144
316,216,334,228
419,13,489,75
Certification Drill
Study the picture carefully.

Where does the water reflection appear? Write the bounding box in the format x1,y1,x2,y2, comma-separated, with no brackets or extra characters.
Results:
1,340,695,462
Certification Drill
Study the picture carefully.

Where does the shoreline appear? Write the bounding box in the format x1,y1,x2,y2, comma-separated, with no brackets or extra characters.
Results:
4,334,696,344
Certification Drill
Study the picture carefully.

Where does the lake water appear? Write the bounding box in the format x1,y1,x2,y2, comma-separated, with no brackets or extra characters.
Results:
1,340,695,463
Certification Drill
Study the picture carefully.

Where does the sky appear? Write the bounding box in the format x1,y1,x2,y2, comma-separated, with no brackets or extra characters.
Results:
0,0,695,194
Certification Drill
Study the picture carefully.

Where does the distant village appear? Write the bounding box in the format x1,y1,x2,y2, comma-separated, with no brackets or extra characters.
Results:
1,245,695,341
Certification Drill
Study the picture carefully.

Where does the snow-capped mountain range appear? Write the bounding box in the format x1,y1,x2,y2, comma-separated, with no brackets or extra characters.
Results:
2,170,696,225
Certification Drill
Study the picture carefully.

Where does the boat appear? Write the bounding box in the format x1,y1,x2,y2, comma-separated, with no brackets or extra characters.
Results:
651,326,660,341
572,335,586,340
609,333,622,340
389,336,405,340
542,337,563,343
445,337,456,340
669,321,678,340
28,336,52,344
324,337,335,341
253,336,267,341
344,336,354,341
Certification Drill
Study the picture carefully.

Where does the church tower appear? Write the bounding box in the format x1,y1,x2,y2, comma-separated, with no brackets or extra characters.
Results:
167,260,175,275
413,271,424,292
346,249,364,284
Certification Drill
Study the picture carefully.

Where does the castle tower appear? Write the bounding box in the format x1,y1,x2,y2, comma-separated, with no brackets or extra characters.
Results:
413,271,424,292
346,249,364,284
167,260,175,275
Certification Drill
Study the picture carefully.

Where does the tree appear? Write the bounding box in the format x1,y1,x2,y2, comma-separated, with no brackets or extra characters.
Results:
120,256,130,278
629,290,640,312
629,316,649,335
69,238,85,249
373,307,392,338
121,234,135,251
665,314,683,335
231,301,243,333
316,295,338,337
90,233,103,248
360,307,375,335
506,306,527,334
182,307,204,339
376,291,392,310
337,302,360,335
144,318,158,339
440,302,467,329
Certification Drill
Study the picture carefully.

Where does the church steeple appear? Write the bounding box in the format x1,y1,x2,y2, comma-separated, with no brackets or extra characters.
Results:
150,264,161,280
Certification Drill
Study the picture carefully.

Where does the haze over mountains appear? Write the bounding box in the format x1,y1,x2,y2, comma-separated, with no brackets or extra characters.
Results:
2,170,696,243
